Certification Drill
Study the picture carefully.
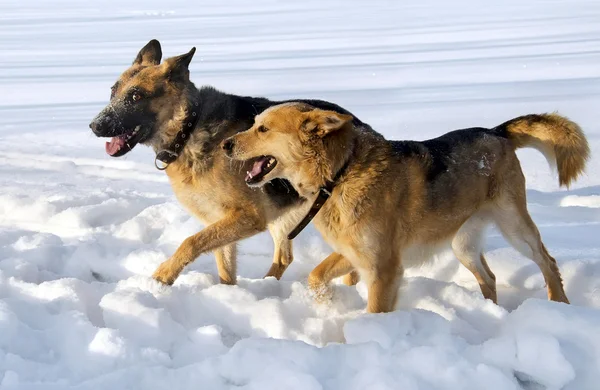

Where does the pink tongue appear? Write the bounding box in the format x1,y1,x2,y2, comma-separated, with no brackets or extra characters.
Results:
251,159,267,175
105,136,126,156
246,158,267,181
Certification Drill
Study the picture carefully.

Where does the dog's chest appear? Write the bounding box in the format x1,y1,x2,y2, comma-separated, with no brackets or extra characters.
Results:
314,193,363,235
170,181,224,223
314,201,370,260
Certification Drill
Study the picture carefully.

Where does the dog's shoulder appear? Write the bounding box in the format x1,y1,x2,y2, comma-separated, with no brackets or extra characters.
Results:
194,86,275,139
389,139,428,157
196,86,268,124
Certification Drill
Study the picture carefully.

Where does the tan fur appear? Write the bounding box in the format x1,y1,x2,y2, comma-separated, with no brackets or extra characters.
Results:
228,104,588,312
501,113,589,187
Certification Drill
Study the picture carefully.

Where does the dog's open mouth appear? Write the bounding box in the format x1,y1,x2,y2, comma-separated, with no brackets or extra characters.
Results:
105,126,142,157
245,156,277,185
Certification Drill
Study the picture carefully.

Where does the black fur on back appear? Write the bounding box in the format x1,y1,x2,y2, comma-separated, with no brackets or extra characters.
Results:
195,86,371,130
194,86,376,208
390,127,496,180
389,126,507,211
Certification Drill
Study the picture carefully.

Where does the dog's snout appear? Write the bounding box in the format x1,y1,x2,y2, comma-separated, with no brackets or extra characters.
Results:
89,119,104,136
89,109,114,137
222,138,234,155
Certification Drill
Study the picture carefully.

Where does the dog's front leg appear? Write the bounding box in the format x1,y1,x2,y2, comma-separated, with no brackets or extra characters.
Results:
264,237,293,280
308,252,354,302
214,244,237,285
263,206,310,280
365,262,403,313
152,211,265,285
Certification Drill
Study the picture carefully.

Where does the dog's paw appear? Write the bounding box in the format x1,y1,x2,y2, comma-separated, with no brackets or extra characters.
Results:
152,262,179,285
342,271,360,286
308,281,334,303
263,263,286,280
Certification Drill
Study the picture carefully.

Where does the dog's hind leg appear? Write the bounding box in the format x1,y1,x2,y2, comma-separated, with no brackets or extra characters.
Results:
152,211,265,285
452,213,497,303
215,244,237,285
492,196,569,304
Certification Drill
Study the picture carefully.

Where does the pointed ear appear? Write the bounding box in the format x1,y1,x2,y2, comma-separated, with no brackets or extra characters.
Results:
133,39,162,66
302,110,353,137
164,47,196,81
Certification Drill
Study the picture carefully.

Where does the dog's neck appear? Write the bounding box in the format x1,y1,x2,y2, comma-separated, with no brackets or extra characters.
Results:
296,124,357,198
151,87,200,147
285,125,356,239
151,87,209,170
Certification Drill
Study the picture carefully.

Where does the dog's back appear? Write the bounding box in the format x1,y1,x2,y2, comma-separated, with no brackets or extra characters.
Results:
388,114,588,213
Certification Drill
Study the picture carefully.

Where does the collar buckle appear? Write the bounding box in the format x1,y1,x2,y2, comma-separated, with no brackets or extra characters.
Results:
154,149,178,170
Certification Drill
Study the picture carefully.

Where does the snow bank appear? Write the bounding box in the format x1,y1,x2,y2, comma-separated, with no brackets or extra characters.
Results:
3,277,597,389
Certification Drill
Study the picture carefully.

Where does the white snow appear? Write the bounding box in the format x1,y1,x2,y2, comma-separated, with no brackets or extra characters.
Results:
1,0,600,389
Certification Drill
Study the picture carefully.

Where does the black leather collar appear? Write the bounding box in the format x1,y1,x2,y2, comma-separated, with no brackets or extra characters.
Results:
287,157,352,240
154,99,201,170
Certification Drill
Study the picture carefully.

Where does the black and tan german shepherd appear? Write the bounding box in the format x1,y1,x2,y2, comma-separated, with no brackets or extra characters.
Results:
89,39,367,285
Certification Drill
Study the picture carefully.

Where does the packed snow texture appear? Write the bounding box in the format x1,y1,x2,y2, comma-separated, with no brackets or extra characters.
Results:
1,0,600,389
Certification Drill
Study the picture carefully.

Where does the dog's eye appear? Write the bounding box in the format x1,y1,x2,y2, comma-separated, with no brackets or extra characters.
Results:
131,92,142,102
257,125,268,133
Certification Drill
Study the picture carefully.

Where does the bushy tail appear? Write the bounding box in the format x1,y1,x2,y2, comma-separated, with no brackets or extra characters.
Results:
497,113,590,187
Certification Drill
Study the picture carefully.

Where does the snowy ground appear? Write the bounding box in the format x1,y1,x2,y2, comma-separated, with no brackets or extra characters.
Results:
1,0,600,388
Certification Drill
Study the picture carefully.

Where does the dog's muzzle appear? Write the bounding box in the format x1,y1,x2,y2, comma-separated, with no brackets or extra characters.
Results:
89,109,116,137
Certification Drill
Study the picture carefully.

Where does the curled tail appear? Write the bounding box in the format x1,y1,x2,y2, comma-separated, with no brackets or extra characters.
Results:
496,113,590,187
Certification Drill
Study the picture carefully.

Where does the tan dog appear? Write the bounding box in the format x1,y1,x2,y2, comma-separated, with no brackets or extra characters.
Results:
224,102,589,312
89,40,368,285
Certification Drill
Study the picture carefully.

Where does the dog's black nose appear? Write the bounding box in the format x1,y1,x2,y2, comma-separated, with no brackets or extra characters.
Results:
89,121,102,136
222,139,234,154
